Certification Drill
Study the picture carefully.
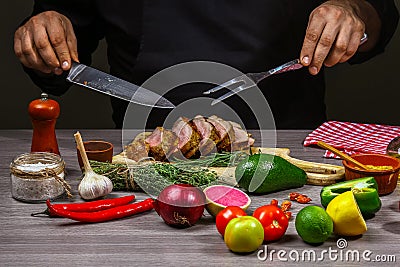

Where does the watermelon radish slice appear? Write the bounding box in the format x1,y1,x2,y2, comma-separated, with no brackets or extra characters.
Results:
203,185,251,217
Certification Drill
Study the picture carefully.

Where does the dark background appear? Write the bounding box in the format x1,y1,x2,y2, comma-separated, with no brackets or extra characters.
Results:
2,1,399,129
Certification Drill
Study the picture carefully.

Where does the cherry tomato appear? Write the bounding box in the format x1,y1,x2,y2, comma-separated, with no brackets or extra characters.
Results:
215,206,247,236
253,204,289,242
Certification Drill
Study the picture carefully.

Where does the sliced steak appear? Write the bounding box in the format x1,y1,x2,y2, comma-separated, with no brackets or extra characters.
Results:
230,122,251,151
248,136,255,146
207,115,235,152
172,117,201,158
145,127,179,161
124,139,150,162
191,115,220,156
229,121,255,151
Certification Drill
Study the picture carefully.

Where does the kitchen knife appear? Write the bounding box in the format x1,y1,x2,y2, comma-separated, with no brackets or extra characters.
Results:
66,62,175,109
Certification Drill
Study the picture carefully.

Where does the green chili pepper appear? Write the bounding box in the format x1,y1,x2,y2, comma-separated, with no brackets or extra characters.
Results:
320,177,381,219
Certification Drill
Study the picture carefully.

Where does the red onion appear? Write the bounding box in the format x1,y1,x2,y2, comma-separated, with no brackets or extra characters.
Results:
154,184,206,228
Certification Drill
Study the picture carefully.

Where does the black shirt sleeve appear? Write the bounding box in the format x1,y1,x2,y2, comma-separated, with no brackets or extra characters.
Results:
22,0,104,96
349,0,399,64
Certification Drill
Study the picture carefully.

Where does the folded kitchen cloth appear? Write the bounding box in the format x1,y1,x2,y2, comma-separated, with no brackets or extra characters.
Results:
303,121,400,158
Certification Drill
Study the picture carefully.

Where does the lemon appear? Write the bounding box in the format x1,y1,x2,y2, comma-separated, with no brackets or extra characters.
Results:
295,205,333,244
326,191,367,236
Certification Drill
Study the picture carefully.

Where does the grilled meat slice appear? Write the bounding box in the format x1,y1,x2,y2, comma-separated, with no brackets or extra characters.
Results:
207,115,235,152
145,127,179,161
124,139,150,162
248,136,255,146
124,115,255,162
230,121,252,151
191,115,220,156
172,116,202,158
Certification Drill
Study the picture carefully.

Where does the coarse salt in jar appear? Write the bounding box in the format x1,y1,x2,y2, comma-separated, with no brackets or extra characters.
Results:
10,152,71,203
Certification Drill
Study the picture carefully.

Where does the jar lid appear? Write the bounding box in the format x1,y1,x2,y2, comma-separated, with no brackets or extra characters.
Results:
10,152,64,176
10,152,72,198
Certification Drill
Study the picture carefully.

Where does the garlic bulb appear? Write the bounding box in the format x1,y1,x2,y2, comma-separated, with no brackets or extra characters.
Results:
74,132,113,200
78,169,113,200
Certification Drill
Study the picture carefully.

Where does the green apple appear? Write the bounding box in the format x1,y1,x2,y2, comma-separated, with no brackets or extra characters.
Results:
224,216,264,253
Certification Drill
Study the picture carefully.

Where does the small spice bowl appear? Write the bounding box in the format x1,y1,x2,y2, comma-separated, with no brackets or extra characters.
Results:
343,153,400,195
77,140,113,169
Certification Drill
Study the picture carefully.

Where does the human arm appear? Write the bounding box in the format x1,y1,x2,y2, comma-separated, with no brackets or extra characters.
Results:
300,0,399,75
14,10,78,75
14,0,102,95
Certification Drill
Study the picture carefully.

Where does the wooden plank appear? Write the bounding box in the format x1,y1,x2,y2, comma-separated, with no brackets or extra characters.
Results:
0,130,399,266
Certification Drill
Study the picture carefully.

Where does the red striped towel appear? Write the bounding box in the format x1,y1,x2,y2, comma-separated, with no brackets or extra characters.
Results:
303,121,400,158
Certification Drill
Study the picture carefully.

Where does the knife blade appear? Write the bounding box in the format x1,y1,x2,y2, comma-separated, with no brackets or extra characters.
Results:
66,62,175,109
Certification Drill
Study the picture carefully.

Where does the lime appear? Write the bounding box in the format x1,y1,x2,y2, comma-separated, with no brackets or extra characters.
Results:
295,205,333,244
326,191,367,236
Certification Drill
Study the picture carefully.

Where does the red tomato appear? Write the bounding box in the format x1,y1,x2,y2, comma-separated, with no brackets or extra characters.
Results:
253,205,289,242
215,206,247,236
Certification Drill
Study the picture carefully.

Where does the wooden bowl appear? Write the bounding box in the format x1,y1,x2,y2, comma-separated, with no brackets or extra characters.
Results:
77,140,113,170
343,153,400,195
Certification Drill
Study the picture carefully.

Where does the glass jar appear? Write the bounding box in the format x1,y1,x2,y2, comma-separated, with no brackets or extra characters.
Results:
10,152,67,203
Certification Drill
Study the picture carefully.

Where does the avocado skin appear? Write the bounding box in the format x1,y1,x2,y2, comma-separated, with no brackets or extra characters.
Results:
235,153,307,194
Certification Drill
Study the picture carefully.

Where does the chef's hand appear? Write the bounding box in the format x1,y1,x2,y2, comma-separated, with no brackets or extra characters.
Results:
300,0,381,75
14,11,78,75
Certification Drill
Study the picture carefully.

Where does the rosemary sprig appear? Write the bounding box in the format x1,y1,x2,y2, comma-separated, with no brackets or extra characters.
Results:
90,160,139,191
172,151,248,168
90,151,247,194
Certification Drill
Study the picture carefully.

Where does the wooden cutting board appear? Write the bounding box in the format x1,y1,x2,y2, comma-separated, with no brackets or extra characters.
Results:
113,147,344,186
208,147,344,186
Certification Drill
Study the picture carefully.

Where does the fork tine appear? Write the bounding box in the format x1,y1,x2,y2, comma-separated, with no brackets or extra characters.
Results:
211,84,253,106
203,75,244,94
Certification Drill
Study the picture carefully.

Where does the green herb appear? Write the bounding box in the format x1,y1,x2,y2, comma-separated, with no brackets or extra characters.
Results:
131,162,217,195
90,151,247,194
90,161,139,191
172,151,248,168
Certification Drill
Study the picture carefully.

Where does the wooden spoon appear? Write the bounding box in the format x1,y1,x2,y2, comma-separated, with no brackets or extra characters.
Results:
317,141,370,170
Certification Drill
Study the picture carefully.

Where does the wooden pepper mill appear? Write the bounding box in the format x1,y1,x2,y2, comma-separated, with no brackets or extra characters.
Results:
28,92,60,155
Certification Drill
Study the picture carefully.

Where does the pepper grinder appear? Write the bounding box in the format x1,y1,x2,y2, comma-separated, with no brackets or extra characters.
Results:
28,92,60,155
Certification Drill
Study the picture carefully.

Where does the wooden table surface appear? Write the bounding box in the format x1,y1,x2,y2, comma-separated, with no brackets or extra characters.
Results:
1,130,399,266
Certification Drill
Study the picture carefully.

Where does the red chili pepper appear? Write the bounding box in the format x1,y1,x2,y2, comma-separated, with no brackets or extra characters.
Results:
280,200,292,212
289,192,301,201
289,192,312,204
47,198,154,223
32,195,136,217
284,211,292,220
296,195,312,204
